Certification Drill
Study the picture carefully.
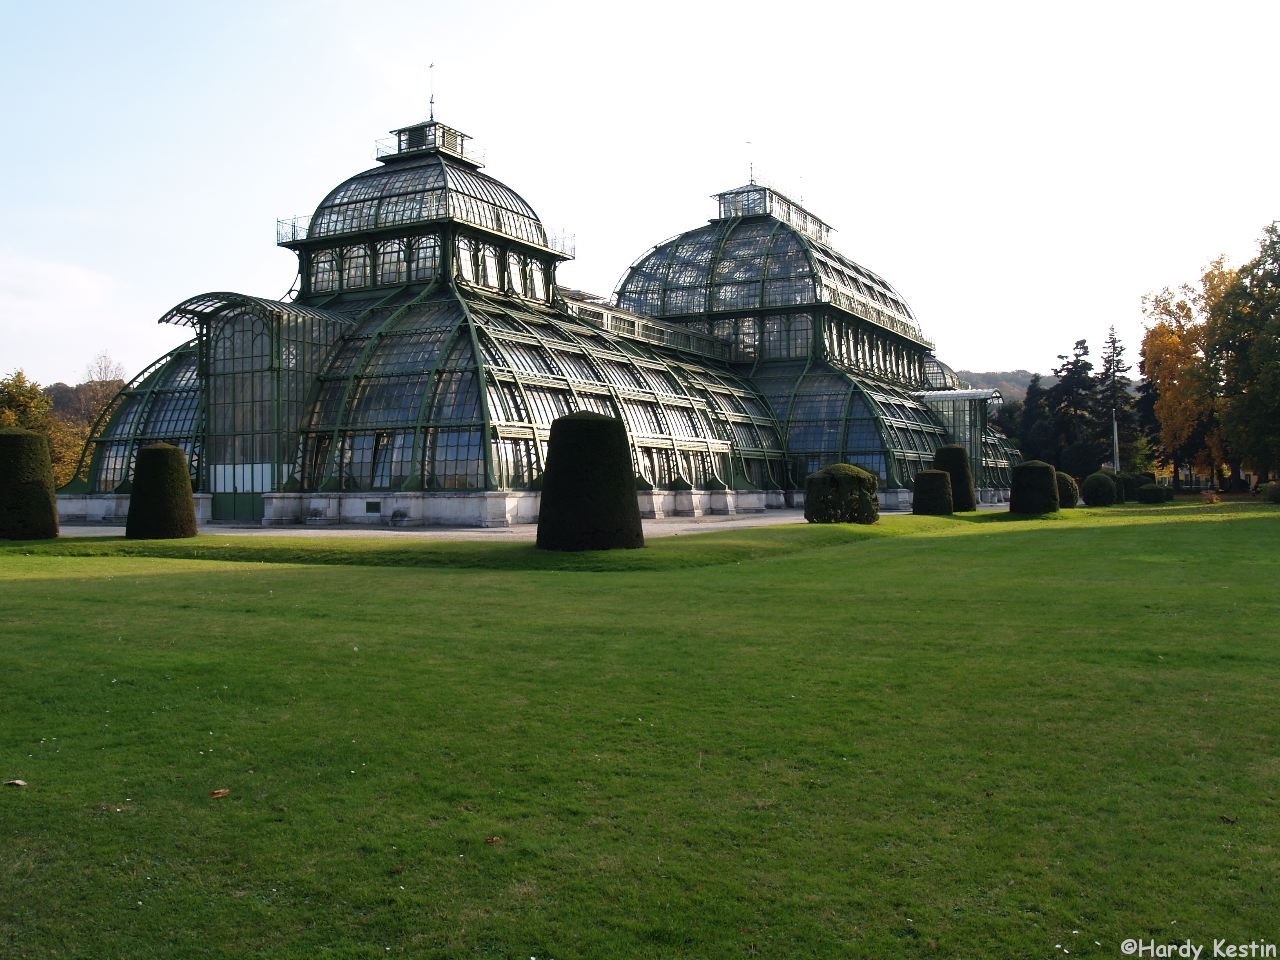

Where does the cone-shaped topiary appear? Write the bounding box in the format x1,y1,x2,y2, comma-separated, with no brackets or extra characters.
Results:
0,427,58,540
1009,459,1059,515
536,412,644,551
804,463,879,524
932,444,976,512
125,443,197,539
1056,471,1080,509
1081,471,1117,507
912,469,953,516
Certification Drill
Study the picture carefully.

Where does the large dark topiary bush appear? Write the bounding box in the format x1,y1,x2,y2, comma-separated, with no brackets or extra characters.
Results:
932,444,976,512
125,443,197,540
1009,460,1059,515
536,412,644,551
0,427,58,540
912,469,953,516
1264,481,1280,504
804,463,878,524
1056,471,1080,509
1081,471,1117,507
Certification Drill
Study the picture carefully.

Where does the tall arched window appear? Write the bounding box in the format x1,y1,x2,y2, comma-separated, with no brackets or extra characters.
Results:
411,234,440,282
311,250,338,293
376,240,407,286
342,246,370,289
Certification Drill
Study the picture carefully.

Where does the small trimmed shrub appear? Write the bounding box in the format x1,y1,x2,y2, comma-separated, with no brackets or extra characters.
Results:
125,443,197,539
536,412,644,551
1056,471,1080,509
1136,483,1175,504
1081,472,1117,507
804,463,878,525
912,469,953,516
0,427,58,540
1009,460,1059,515
1100,471,1131,506
1264,481,1280,504
932,444,976,512
1117,472,1146,502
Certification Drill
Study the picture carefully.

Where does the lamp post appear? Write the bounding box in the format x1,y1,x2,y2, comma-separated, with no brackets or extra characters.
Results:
1112,406,1120,473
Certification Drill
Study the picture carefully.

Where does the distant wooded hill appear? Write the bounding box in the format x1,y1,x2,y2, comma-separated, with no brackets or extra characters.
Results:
954,371,1051,403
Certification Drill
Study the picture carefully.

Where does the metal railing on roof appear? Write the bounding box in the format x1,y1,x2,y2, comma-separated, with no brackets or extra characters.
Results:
824,286,934,349
564,301,730,361
276,214,574,258
277,216,311,245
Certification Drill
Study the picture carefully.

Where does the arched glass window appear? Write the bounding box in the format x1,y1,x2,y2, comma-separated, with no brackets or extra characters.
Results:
376,240,407,286
456,237,477,283
342,246,371,289
411,234,440,282
506,252,526,296
480,244,501,289
312,250,338,293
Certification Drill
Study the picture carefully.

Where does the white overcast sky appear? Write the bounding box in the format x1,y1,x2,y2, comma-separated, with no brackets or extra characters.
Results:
2,0,1277,387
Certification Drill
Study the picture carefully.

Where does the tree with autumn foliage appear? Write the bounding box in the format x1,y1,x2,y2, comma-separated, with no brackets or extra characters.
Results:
0,371,85,487
0,356,126,489
1139,259,1235,485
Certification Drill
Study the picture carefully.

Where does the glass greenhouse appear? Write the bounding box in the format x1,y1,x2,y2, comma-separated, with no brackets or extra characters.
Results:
64,115,1017,526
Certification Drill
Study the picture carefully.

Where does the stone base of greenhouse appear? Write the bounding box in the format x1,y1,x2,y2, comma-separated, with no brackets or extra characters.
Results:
57,486,1010,528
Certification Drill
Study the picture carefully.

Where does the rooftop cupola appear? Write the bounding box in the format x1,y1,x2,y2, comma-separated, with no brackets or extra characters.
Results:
376,119,480,168
714,184,831,245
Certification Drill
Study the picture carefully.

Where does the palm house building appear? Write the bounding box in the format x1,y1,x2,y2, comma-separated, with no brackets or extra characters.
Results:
61,114,1018,526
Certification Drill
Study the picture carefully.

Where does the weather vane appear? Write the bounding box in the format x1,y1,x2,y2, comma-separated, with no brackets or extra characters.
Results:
429,62,435,121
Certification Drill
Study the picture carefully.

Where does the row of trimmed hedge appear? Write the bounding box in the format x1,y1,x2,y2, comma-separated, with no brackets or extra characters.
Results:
1,430,196,541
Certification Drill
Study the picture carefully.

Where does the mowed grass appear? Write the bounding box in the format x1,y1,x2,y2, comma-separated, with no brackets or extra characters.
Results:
1,503,1277,958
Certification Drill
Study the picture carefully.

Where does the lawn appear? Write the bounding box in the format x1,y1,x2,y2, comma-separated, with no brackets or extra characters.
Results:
1,502,1277,958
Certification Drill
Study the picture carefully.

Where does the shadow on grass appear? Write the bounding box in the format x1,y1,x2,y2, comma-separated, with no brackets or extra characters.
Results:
4,501,1270,573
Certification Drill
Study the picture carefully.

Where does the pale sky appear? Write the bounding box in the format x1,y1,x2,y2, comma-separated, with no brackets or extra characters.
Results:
2,0,1277,388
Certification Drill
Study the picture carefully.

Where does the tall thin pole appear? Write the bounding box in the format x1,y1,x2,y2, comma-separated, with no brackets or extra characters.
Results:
1112,406,1120,473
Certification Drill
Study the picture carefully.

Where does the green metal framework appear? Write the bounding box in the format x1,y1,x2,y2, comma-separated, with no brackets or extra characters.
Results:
78,340,203,493
614,182,1017,489
78,116,1019,519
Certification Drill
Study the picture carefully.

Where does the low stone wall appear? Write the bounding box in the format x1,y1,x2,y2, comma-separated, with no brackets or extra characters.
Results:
57,493,213,525
58,488,805,529
262,491,542,528
635,489,769,519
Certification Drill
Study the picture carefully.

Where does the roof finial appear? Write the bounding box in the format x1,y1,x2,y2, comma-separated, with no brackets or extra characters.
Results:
747,140,754,184
428,62,435,122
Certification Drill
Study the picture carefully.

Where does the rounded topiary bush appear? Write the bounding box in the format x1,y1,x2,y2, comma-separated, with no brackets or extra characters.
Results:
1265,481,1280,504
912,469,953,516
932,444,976,512
1081,471,1117,507
1056,471,1080,509
536,412,644,551
0,427,58,540
804,463,878,525
1009,460,1059,515
1136,483,1174,504
125,443,197,540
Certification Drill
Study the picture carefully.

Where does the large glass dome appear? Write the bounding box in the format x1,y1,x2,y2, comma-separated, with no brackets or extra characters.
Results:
616,184,925,345
306,125,547,249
